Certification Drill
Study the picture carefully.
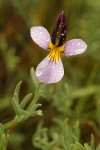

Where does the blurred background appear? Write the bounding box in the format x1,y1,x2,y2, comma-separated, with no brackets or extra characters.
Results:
0,0,100,149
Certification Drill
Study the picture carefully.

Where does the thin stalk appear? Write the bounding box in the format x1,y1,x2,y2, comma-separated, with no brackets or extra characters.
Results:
3,119,17,132
27,82,45,111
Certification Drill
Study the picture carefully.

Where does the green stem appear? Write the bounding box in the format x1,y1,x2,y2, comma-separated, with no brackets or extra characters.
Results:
27,82,45,111
3,119,17,132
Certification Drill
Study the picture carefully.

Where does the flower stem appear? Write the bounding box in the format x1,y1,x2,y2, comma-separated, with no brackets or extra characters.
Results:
27,82,45,111
3,119,17,132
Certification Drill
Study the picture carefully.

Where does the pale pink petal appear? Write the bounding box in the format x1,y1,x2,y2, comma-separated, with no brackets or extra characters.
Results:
36,56,64,84
64,39,87,56
30,26,51,50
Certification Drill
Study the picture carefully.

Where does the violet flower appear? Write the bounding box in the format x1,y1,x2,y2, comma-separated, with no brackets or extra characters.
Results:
30,11,87,84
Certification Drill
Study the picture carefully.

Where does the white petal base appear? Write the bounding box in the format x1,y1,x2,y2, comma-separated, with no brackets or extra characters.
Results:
36,56,64,84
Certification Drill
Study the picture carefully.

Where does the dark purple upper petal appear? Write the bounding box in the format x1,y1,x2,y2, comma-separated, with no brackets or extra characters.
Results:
51,11,67,46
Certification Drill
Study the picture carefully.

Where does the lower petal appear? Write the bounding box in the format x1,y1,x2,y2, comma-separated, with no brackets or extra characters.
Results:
36,56,64,84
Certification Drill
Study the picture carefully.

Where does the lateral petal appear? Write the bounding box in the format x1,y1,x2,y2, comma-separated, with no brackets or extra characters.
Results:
30,26,51,50
36,56,64,84
64,39,87,56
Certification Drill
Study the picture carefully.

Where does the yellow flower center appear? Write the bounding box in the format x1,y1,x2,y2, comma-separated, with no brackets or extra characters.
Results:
48,42,64,62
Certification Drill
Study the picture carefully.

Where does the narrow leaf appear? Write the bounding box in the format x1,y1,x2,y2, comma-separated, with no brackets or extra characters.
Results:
14,81,22,104
30,67,39,87
28,103,42,113
84,143,92,150
20,93,32,109
12,97,20,117
75,142,86,150
30,110,43,117
90,134,95,150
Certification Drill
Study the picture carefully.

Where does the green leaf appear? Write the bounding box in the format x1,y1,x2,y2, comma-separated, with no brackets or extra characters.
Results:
0,134,9,150
14,81,22,104
72,85,100,98
28,103,42,113
12,81,22,116
74,142,86,150
84,143,92,150
96,99,100,126
30,67,39,87
30,110,43,117
90,134,95,150
12,97,20,117
96,144,100,150
20,93,32,109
